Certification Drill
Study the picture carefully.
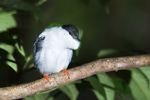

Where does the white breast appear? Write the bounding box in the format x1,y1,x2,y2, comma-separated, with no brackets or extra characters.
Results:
38,48,73,75
36,27,80,75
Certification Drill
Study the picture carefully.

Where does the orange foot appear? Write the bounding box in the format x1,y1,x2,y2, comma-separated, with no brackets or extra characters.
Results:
43,72,51,82
62,68,69,76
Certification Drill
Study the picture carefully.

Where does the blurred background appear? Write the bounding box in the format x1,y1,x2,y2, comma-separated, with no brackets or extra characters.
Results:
0,0,150,100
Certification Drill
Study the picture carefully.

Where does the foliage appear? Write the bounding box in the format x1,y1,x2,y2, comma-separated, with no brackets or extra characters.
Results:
0,0,150,100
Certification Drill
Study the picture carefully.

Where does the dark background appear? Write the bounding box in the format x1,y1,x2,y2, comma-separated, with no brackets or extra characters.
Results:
0,0,150,100
16,0,150,62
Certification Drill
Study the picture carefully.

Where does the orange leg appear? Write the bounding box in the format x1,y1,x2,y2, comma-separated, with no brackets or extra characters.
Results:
62,68,69,76
43,72,51,82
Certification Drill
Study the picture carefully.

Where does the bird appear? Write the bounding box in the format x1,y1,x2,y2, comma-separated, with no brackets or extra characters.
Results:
33,24,80,82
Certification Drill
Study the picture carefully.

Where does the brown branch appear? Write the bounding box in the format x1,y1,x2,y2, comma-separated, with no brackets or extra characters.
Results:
0,54,150,100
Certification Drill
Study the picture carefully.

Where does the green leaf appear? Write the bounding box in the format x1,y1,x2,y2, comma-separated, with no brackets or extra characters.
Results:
97,73,114,87
139,66,150,84
6,55,17,72
47,23,62,28
75,28,83,56
36,0,47,6
98,0,110,14
26,54,33,62
15,42,26,57
97,73,115,100
59,83,79,100
115,93,134,100
111,76,134,100
4,2,40,20
0,43,14,53
85,76,106,100
97,49,119,58
47,97,54,100
24,93,47,100
39,84,65,94
39,80,81,94
76,43,81,56
111,76,130,94
129,68,150,100
78,28,84,40
6,62,17,72
23,54,33,70
92,89,105,100
26,63,34,70
0,10,17,33
0,43,18,72
104,88,115,100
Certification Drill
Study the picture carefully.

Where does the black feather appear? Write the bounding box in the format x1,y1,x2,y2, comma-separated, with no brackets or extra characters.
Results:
33,36,45,54
62,24,80,41
33,36,45,67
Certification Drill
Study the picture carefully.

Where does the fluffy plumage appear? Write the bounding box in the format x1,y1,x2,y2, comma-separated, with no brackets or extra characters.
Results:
33,24,80,75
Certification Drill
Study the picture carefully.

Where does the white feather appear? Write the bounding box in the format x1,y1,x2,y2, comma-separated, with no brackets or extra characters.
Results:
34,26,80,75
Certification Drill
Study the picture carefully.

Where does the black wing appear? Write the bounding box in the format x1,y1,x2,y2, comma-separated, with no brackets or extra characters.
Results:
33,36,45,55
33,36,45,67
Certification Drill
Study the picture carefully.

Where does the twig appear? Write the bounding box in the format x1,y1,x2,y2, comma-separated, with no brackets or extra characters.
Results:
0,54,150,100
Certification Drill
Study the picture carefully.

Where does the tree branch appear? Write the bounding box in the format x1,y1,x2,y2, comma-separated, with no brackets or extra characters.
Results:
0,54,150,100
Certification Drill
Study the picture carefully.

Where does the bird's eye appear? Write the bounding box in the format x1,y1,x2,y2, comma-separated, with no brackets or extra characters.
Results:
41,36,45,40
69,31,72,35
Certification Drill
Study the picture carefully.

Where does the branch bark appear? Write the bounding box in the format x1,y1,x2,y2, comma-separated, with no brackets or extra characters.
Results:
0,54,150,100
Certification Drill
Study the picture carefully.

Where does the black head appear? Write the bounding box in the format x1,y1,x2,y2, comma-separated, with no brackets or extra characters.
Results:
62,24,80,41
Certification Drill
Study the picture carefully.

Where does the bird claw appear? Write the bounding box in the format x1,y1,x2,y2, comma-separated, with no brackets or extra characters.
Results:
62,68,70,78
43,72,51,82
62,68,69,76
